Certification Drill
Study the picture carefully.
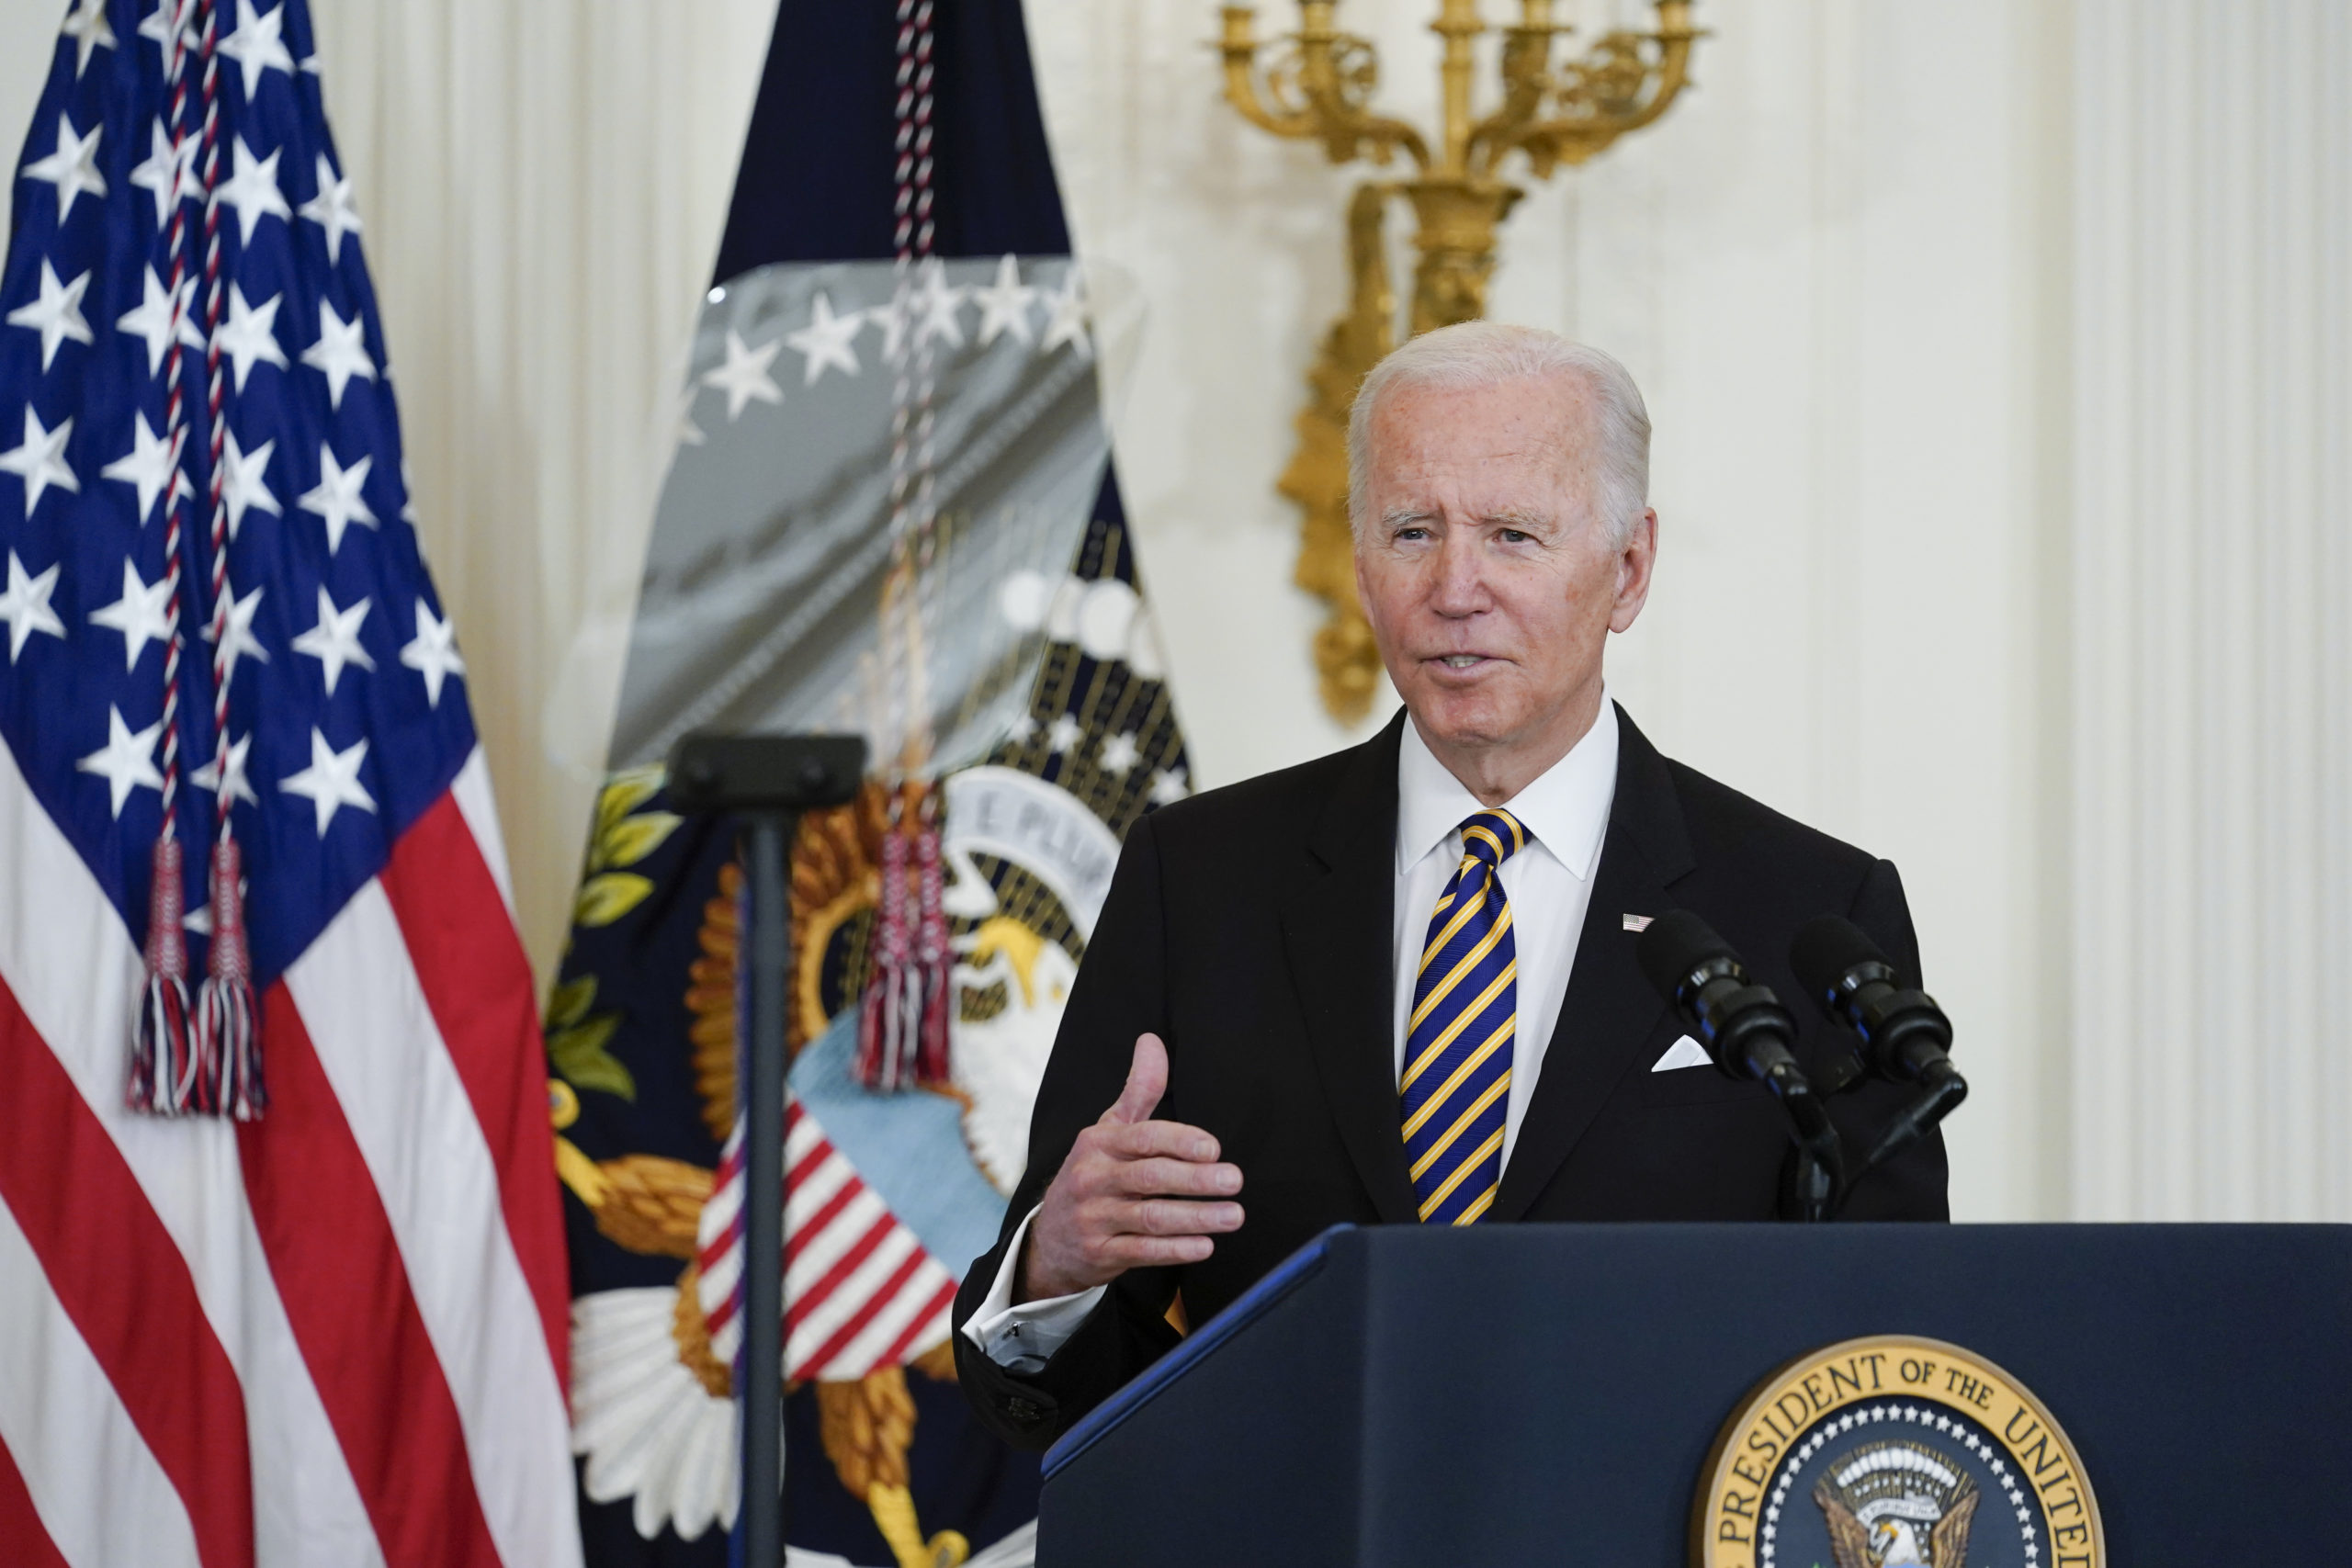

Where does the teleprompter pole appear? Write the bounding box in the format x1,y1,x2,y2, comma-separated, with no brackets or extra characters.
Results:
666,733,867,1567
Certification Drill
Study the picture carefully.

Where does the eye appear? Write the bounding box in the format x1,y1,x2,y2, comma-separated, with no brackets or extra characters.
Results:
1498,527,1532,544
1394,525,1431,542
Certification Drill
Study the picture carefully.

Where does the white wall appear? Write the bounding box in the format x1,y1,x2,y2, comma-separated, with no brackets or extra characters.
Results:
2068,0,2352,1221
6,0,2346,1224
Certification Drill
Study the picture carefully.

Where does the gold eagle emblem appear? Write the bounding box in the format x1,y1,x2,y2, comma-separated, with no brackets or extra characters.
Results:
1812,1447,1978,1568
1693,1335,2102,1568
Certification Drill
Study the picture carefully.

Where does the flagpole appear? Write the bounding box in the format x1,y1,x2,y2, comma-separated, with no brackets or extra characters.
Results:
667,734,867,1566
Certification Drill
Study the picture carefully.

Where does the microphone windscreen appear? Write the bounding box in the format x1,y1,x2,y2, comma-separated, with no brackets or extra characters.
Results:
1790,914,1886,1000
1635,908,1735,1002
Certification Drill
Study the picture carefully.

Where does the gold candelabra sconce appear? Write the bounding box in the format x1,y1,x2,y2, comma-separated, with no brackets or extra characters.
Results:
1216,0,1702,721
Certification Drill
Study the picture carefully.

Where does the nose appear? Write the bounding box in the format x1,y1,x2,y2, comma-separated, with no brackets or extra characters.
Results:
1427,527,1488,617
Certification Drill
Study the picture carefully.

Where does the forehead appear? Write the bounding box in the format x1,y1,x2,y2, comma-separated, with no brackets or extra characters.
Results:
1364,375,1594,506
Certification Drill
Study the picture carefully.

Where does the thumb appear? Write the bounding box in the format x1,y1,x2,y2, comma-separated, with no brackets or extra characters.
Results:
1102,1032,1168,1126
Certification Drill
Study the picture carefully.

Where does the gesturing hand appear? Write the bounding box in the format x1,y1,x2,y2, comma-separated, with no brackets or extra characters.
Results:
1017,1032,1244,1303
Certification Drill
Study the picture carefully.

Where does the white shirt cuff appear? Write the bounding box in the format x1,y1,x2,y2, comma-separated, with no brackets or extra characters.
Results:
958,1206,1107,1374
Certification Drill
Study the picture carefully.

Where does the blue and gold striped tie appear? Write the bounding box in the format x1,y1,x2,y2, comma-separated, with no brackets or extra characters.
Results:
1400,808,1525,1224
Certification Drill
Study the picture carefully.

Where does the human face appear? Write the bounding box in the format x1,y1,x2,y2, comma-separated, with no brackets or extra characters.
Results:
1352,375,1657,801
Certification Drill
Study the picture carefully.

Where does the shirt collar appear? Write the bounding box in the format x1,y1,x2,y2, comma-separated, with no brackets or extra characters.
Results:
1395,692,1620,881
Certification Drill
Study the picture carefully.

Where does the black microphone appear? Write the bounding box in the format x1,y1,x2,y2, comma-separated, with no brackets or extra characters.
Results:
1636,910,1841,1222
1635,909,1804,1084
1788,915,1963,1095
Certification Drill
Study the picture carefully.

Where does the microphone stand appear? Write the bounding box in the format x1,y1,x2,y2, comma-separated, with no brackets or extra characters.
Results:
1761,1061,1841,1224
1830,1063,1967,1217
668,733,866,1568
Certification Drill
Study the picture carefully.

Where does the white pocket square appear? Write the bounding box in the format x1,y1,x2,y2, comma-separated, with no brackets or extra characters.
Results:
1651,1035,1712,1072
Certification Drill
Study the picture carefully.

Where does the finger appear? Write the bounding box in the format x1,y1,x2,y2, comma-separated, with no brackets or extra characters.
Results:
1090,1118,1220,1164
1105,1157,1242,1199
1101,1032,1169,1126
1133,1198,1243,1236
1091,1197,1245,1238
1094,1234,1218,1269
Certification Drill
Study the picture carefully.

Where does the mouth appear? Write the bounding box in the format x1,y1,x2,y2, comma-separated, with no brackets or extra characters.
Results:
1423,653,1500,674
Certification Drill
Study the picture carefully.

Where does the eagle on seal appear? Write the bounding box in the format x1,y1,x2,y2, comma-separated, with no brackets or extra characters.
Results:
1815,1472,1979,1568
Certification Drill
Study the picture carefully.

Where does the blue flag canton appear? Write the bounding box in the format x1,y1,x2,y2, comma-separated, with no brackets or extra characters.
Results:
0,0,476,987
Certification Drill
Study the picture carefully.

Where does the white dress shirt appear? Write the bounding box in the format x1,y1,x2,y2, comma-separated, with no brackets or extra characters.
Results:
1390,694,1618,1166
962,696,1623,1372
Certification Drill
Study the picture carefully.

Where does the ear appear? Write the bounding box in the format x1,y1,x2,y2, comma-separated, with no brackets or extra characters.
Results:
1608,507,1658,634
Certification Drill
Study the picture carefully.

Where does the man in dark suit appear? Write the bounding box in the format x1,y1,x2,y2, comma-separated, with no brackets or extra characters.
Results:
952,322,1946,1450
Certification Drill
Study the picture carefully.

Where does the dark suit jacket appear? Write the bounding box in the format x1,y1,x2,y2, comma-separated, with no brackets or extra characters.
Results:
952,705,1948,1449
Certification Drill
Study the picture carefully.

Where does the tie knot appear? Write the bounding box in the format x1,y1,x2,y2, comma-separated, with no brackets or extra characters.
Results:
1458,809,1526,870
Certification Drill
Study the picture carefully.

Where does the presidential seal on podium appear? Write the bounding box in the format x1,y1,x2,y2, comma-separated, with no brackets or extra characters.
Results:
1694,1336,2104,1568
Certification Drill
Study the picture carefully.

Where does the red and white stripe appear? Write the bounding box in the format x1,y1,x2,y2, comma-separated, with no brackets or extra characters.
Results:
696,1101,958,1385
0,737,581,1568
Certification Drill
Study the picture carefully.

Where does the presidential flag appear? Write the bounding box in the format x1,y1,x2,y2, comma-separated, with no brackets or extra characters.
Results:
0,3,576,1565
548,3,1189,1565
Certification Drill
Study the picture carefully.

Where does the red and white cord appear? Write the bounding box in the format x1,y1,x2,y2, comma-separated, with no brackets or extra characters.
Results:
131,0,206,1114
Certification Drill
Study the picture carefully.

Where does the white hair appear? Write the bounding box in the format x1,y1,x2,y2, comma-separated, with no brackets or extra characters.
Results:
1346,321,1652,543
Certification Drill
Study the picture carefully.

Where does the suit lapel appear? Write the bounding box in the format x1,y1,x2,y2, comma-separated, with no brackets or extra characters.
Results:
1493,705,1696,1222
1279,713,1419,1224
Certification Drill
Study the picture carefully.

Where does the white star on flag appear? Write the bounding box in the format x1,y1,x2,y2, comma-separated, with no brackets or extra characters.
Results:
1098,731,1140,776
0,551,65,662
1041,267,1091,359
136,0,190,51
297,152,362,264
129,119,199,229
290,586,375,695
1046,713,1082,754
192,731,259,807
212,136,292,247
116,265,204,376
1149,767,1191,807
971,254,1036,347
300,299,375,408
300,445,376,553
203,581,269,683
218,0,297,101
1005,712,1037,744
279,728,376,835
99,412,185,526
399,598,465,707
786,292,863,384
86,559,174,672
75,705,164,818
21,114,107,223
217,284,289,390
220,429,279,539
701,329,785,421
912,259,967,351
0,408,80,515
867,290,912,364
127,120,189,228
60,0,118,76
6,260,95,370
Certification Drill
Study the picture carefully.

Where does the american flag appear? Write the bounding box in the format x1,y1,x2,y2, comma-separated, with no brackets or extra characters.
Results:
0,3,578,1565
690,1100,963,1389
